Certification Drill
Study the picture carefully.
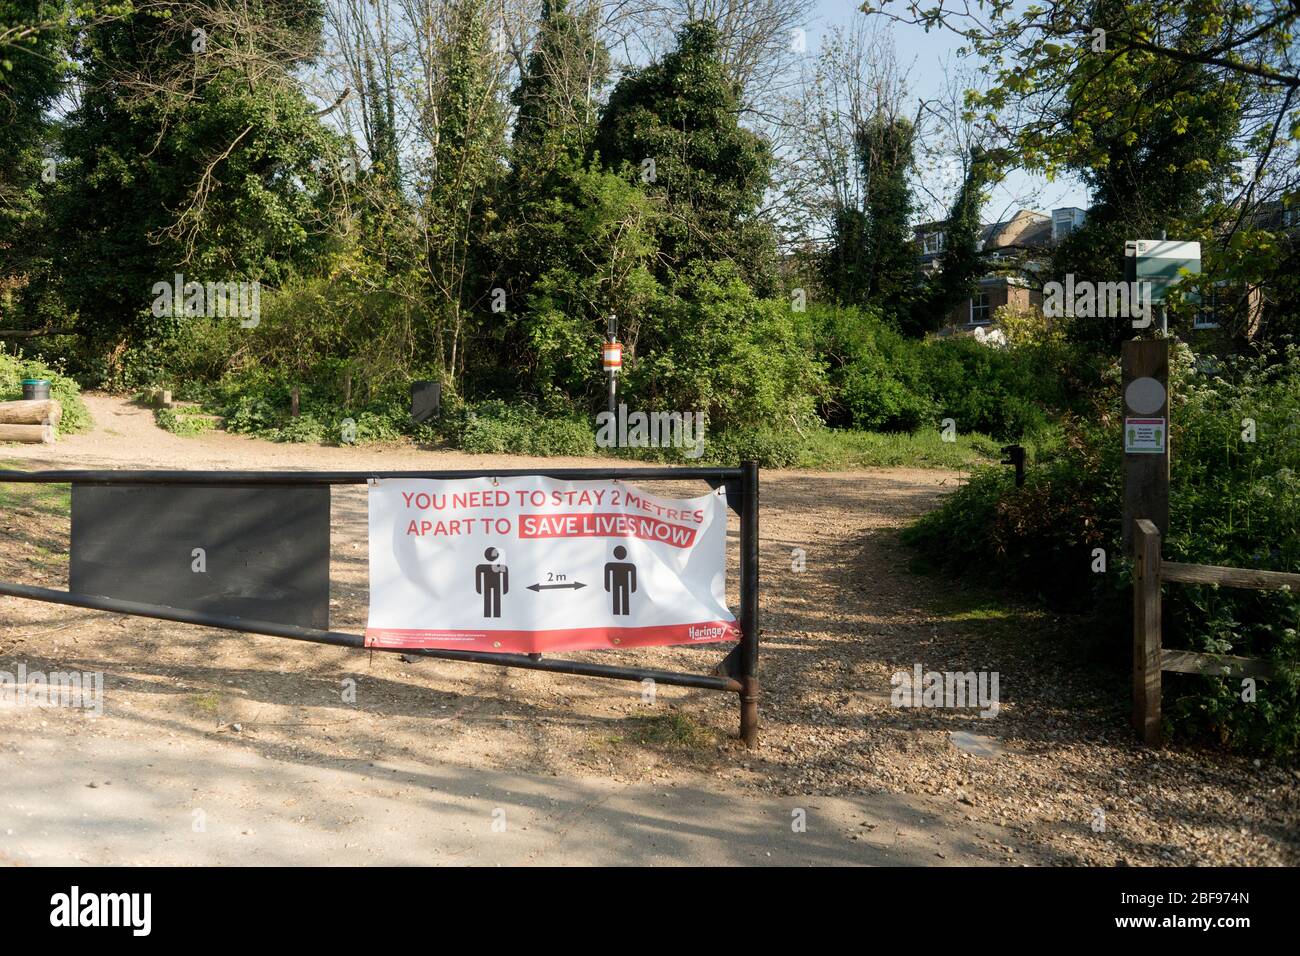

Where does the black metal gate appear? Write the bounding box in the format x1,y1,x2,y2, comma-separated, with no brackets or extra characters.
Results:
0,463,761,745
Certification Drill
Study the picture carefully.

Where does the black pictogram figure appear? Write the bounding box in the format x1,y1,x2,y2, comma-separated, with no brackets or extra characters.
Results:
475,547,508,618
603,545,637,616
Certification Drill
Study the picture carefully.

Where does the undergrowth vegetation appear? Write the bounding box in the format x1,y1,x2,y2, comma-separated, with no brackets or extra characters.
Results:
904,341,1300,755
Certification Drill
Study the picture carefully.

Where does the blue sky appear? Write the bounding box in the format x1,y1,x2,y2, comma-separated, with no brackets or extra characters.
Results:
803,0,1091,220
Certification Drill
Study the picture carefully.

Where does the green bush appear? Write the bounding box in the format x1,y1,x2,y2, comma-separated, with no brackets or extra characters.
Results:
155,407,219,437
0,351,94,434
811,303,934,430
627,263,825,433
272,413,328,444
450,400,596,457
704,426,804,468
809,303,1079,440
904,340,1300,755
920,336,1059,440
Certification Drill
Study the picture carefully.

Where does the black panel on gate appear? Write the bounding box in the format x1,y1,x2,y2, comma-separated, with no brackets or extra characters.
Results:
411,380,441,424
70,483,330,629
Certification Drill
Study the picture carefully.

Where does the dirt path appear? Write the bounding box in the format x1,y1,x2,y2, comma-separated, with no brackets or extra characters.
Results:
1,394,1296,866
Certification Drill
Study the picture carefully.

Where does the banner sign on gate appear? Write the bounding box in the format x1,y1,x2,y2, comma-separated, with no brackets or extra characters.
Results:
365,477,738,653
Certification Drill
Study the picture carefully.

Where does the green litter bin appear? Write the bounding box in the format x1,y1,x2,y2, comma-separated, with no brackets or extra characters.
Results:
22,379,51,401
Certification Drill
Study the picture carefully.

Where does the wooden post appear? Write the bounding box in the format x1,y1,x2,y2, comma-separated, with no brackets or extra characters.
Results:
1122,339,1170,554
0,423,56,444
1133,519,1163,745
291,386,300,418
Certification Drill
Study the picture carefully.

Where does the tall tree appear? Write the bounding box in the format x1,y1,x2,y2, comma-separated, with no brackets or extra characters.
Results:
47,1,340,368
420,0,507,384
1045,14,1245,346
870,0,1295,345
917,146,992,332
510,0,607,167
485,0,656,407
593,19,776,293
849,113,918,325
0,0,86,319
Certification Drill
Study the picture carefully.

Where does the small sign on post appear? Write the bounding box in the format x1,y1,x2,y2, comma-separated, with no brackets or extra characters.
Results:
604,315,619,443
1124,239,1202,303
1124,418,1166,454
1122,339,1171,554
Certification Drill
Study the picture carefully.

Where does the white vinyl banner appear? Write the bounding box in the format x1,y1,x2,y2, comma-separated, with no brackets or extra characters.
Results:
365,477,737,653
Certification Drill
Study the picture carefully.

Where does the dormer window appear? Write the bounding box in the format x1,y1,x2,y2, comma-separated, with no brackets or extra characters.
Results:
921,231,945,255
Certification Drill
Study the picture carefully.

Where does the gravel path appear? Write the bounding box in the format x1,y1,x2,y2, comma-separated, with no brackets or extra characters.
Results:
0,393,1296,866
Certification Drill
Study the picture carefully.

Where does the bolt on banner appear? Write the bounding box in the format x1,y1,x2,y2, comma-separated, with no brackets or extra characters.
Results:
365,477,738,653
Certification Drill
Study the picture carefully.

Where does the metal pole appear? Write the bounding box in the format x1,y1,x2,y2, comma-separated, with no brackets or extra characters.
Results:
1157,229,1168,335
0,466,744,486
606,314,618,433
738,459,760,747
0,580,743,693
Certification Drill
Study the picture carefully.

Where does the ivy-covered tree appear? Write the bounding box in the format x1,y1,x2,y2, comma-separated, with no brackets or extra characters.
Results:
819,206,871,309
46,1,340,374
593,20,776,293
0,0,88,321
860,115,919,327
510,0,608,170
485,0,654,408
422,0,507,387
820,112,920,325
915,147,992,333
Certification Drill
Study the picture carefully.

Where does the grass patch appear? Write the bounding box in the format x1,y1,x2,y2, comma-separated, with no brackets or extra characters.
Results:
0,480,71,517
189,692,220,715
628,712,719,750
918,576,1112,663
929,593,1042,642
622,424,1010,469
791,428,1004,469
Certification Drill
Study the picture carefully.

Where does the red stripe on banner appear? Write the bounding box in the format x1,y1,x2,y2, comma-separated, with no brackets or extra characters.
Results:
364,619,739,653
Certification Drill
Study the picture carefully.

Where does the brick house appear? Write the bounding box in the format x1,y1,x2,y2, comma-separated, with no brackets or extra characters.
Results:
915,206,1087,334
1190,199,1300,339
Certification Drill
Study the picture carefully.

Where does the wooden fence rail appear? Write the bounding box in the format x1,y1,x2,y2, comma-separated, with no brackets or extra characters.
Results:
1132,519,1298,744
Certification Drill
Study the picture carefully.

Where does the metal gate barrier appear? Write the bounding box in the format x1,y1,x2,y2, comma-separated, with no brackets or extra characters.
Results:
0,463,761,745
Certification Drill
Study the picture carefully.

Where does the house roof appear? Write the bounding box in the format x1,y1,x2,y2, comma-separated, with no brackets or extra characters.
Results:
978,210,1052,250
915,208,1056,258
1240,198,1299,234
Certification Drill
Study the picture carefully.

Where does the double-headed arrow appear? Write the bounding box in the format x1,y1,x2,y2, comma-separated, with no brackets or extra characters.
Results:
527,580,587,592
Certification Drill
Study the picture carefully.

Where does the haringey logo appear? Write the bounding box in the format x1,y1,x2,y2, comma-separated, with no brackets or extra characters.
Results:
49,886,151,936
688,624,726,640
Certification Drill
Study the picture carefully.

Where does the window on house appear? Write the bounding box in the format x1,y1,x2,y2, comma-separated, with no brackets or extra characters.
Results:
1194,285,1224,329
1052,208,1084,241
922,232,945,255
970,291,991,325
